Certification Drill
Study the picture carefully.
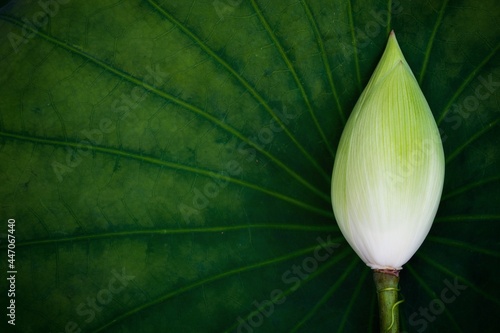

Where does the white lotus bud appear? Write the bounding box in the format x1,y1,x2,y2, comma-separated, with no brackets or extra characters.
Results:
331,31,445,270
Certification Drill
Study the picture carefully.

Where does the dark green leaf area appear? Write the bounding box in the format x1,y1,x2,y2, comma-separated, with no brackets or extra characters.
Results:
0,0,498,332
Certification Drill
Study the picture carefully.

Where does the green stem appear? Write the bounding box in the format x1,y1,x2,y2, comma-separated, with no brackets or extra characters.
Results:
373,269,402,333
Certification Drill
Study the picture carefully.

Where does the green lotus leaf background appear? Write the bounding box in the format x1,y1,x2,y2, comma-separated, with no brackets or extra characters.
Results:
0,0,499,332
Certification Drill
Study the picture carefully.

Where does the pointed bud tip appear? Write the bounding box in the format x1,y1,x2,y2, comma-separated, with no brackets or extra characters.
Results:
389,30,397,42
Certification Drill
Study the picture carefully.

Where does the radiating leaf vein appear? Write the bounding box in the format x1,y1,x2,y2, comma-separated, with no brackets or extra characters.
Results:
146,0,331,181
0,131,332,217
0,14,330,202
250,0,335,157
92,240,344,333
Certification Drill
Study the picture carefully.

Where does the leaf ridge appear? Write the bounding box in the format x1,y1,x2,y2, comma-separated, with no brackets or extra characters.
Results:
417,252,500,306
445,118,499,164
336,264,368,333
288,257,359,333
225,247,351,333
418,0,449,84
300,0,346,124
386,0,392,34
436,215,500,223
441,176,500,201
0,131,332,215
146,0,330,181
6,224,339,249
428,236,500,258
347,0,361,91
250,0,336,157
406,264,463,333
92,240,344,333
437,41,500,124
0,14,329,202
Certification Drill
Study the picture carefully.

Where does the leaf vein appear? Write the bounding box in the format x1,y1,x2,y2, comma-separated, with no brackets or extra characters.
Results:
146,0,330,181
418,0,449,84
92,240,344,333
0,14,329,202
3,224,338,249
437,41,500,124
445,118,499,164
300,0,345,124
0,131,332,217
250,0,335,157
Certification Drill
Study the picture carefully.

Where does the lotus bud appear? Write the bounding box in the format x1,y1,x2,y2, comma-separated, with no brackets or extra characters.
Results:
331,31,445,271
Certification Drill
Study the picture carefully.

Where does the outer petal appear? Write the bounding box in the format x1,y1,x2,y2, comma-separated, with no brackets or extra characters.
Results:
331,32,445,270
